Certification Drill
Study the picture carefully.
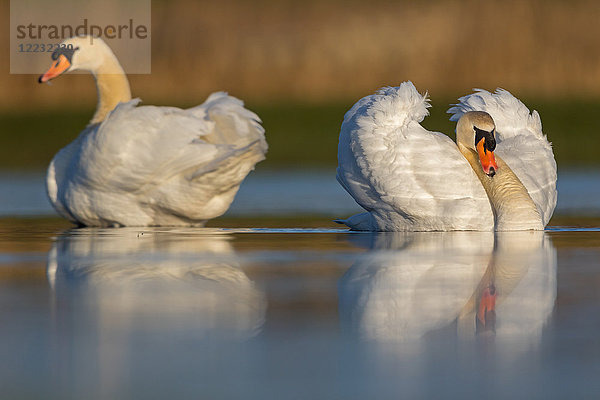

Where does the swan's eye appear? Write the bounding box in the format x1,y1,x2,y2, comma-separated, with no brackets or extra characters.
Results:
487,135,496,152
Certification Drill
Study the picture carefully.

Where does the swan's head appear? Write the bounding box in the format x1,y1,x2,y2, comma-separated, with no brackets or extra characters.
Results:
456,111,498,177
38,36,116,83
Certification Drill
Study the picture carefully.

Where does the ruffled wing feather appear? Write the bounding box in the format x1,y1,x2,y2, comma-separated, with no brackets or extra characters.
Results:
337,82,494,231
48,93,267,226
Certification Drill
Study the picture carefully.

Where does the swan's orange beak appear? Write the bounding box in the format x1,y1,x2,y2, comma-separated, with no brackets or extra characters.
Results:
476,137,498,177
38,55,71,83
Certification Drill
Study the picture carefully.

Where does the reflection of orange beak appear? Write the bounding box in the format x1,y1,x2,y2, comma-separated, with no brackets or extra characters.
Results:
477,285,497,327
38,55,71,83
476,137,498,177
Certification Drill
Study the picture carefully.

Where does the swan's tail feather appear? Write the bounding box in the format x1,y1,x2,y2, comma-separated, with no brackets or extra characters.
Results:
334,212,375,231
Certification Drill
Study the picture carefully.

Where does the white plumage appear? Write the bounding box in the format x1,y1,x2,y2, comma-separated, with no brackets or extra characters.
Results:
336,81,557,231
41,37,267,227
448,89,557,225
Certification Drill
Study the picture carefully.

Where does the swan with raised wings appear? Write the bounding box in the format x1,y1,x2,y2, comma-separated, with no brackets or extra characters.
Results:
336,81,556,231
39,36,267,227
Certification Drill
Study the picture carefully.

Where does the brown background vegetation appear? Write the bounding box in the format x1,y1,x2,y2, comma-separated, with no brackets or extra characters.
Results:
2,0,600,111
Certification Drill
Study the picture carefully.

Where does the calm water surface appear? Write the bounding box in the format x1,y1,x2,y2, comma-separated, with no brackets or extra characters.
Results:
1,168,600,216
0,219,599,399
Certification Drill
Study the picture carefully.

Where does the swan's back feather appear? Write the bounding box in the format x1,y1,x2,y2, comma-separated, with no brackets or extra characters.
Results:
48,93,267,226
337,81,494,231
448,89,557,225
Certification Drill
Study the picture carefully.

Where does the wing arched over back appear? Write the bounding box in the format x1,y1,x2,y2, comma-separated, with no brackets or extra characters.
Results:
337,82,493,231
77,94,266,193
448,89,557,225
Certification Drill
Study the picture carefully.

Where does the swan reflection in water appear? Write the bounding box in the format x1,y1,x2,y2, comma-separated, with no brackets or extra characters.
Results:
339,231,556,346
45,228,267,395
47,228,266,339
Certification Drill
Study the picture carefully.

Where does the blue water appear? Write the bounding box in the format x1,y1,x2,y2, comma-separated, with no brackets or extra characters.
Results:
1,169,600,398
1,168,599,217
0,225,599,399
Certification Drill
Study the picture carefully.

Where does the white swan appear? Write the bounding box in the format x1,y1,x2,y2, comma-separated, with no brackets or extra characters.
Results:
39,36,267,227
336,81,557,231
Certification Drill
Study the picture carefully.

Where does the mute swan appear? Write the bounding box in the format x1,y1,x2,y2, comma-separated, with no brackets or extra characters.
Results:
38,36,267,227
336,81,557,231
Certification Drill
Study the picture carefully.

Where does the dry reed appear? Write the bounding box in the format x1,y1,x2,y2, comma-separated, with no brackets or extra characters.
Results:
3,0,600,110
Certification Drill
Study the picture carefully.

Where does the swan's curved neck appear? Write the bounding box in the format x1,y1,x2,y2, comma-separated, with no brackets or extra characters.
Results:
459,144,543,230
89,54,132,124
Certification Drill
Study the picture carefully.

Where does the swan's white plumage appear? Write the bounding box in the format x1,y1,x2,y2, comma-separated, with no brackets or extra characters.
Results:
42,36,267,227
448,89,557,225
337,82,556,231
337,82,494,231
47,92,267,227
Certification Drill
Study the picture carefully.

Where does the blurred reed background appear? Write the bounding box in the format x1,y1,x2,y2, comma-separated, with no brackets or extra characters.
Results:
2,0,600,169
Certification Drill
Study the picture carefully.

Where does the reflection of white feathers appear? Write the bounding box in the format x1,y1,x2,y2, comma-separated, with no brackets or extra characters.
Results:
47,228,266,339
339,232,493,341
486,232,557,343
339,231,556,345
